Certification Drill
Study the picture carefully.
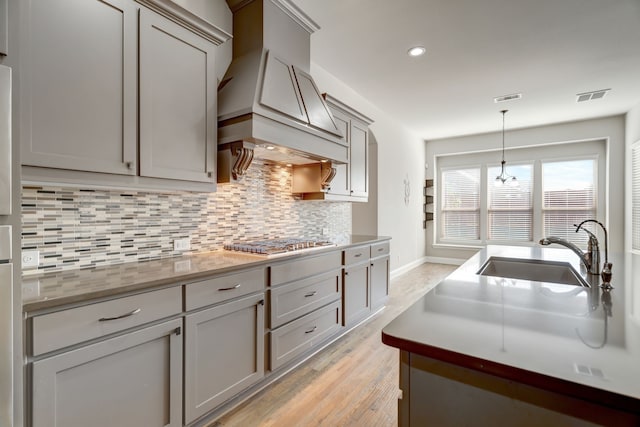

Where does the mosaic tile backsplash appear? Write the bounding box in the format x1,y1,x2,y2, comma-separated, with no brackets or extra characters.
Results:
21,160,351,275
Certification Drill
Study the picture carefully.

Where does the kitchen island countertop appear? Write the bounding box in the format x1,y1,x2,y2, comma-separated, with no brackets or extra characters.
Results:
22,234,390,312
382,245,640,415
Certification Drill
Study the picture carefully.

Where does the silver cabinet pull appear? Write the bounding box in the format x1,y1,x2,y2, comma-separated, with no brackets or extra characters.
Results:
218,283,241,291
304,291,317,298
125,161,133,170
305,326,317,334
377,247,384,252
99,308,141,322
354,253,362,257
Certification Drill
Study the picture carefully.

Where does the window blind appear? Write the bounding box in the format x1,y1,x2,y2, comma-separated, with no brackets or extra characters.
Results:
441,168,480,240
633,142,640,251
542,159,596,247
487,164,533,241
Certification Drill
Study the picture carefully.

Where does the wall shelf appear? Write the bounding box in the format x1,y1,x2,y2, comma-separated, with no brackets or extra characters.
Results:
423,179,433,228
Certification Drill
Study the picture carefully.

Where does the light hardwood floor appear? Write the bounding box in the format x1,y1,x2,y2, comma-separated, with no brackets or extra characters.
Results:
212,262,457,427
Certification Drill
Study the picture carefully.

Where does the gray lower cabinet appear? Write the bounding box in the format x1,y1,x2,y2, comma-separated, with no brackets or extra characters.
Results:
343,241,390,325
268,250,343,370
343,261,370,326
370,256,390,311
184,293,265,424
31,318,183,427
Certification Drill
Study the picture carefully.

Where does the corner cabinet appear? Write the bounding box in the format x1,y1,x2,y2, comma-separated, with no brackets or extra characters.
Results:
18,0,228,190
292,95,373,202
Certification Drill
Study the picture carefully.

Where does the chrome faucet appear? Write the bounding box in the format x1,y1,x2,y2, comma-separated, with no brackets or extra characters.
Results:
575,219,610,277
539,230,600,275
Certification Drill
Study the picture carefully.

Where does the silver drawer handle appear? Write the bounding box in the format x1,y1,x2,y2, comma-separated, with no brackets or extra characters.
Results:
218,284,241,291
377,247,384,252
305,326,317,334
99,308,141,322
354,253,362,257
304,291,317,298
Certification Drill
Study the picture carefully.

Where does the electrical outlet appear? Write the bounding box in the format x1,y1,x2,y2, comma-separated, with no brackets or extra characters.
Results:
322,228,329,236
22,250,40,268
173,259,191,273
173,238,191,251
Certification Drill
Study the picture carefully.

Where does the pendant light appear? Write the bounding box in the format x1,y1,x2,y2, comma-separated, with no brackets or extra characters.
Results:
494,109,518,187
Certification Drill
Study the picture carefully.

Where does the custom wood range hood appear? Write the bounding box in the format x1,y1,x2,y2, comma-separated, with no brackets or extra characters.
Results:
217,0,348,182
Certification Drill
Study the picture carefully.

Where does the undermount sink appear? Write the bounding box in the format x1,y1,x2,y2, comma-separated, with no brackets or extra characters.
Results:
477,257,589,287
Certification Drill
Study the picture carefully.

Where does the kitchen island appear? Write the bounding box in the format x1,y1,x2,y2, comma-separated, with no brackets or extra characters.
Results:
382,245,640,426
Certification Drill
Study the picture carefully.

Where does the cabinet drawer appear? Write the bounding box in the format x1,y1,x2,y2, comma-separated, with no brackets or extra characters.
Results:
270,270,341,329
371,241,390,258
344,245,369,265
270,301,342,370
185,267,266,311
32,286,181,356
271,250,342,286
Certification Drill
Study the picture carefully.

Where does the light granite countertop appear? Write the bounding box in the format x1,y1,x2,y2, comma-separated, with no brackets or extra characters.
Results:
22,235,390,313
383,245,640,415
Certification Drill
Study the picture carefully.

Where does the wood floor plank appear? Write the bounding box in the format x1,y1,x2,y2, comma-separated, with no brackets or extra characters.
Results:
212,263,457,427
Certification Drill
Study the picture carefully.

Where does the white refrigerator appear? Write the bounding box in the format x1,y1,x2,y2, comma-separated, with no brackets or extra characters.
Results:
0,62,17,427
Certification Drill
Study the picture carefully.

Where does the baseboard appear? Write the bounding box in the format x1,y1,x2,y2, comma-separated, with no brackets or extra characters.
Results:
423,256,465,266
390,257,428,279
390,256,465,280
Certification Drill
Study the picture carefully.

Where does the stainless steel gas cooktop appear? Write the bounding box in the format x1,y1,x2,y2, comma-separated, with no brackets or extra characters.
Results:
224,238,335,257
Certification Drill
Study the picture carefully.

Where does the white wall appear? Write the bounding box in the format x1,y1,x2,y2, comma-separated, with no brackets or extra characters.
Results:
425,115,626,261
311,64,427,272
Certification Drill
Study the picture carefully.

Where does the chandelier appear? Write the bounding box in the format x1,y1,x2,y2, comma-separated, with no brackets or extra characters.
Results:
495,109,518,187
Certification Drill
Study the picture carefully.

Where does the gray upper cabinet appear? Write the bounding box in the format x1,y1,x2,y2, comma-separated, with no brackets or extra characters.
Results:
327,109,350,196
18,0,229,190
31,318,183,427
139,9,216,183
349,120,368,198
20,0,137,176
1,0,8,56
292,94,373,202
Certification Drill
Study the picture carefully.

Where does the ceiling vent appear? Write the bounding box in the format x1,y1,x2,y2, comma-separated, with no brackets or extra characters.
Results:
576,89,610,102
494,93,522,103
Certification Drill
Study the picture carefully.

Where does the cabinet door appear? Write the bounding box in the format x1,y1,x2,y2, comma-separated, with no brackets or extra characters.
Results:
184,293,265,424
350,120,368,198
370,256,390,311
31,318,183,427
343,262,370,326
139,9,216,184
20,0,137,175
327,109,350,196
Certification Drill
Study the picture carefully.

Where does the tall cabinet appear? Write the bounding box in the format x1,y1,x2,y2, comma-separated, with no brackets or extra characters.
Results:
17,0,229,190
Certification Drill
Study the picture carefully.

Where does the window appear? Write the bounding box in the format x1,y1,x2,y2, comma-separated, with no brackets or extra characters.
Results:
542,159,596,247
487,164,533,241
632,142,640,251
441,168,480,240
435,139,605,248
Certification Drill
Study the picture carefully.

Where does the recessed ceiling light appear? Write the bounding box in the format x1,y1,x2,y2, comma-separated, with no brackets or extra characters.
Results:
266,145,275,150
407,46,426,57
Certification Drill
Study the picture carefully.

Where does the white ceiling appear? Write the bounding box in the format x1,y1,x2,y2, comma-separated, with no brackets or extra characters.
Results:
291,0,640,140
